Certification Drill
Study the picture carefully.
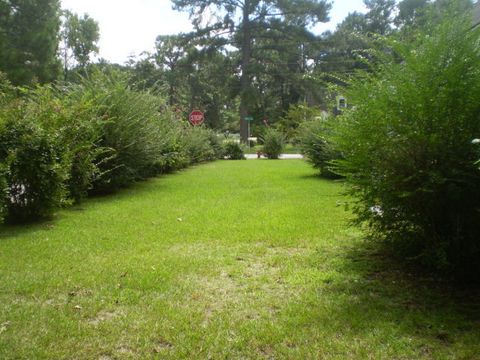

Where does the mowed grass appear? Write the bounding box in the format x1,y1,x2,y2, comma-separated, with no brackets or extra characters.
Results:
0,160,479,359
245,144,300,154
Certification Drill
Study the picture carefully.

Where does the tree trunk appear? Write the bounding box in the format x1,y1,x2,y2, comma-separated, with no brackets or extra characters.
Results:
169,66,175,106
63,42,68,82
239,1,251,143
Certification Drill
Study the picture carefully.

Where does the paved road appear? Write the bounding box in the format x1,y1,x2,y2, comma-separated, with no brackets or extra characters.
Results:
245,154,304,159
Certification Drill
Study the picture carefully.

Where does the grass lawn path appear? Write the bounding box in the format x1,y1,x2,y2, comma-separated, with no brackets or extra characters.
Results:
1,161,479,359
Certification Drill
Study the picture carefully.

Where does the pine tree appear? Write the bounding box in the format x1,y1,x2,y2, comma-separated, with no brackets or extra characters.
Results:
172,0,331,142
0,0,62,85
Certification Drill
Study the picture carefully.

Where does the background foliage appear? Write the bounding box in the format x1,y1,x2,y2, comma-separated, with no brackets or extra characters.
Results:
0,0,62,85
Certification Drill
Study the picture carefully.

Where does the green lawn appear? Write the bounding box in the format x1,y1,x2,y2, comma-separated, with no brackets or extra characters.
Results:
0,160,479,359
245,144,300,154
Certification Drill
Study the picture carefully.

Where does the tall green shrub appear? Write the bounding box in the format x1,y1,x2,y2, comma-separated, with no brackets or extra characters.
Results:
77,73,172,193
24,84,104,203
0,110,67,222
298,116,341,178
0,74,10,221
152,113,189,173
206,129,225,160
0,164,7,222
0,70,221,223
181,126,218,164
223,141,245,160
262,128,285,159
332,14,480,276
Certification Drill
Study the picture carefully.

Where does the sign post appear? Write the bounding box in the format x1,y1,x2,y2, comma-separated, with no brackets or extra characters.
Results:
244,116,253,147
189,110,204,126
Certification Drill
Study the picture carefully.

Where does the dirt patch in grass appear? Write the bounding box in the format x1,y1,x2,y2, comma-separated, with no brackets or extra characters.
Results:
115,345,135,356
153,338,174,353
181,244,310,324
88,309,124,326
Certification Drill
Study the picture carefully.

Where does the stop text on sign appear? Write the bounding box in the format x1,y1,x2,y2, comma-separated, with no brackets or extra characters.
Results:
189,110,204,126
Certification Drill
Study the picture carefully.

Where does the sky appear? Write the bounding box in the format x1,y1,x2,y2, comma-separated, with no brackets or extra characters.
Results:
61,0,368,65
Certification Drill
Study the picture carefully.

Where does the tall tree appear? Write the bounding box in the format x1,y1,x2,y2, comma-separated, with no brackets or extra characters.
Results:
364,0,396,35
154,34,189,105
0,0,61,85
127,52,163,91
152,34,237,130
60,10,100,79
395,0,429,28
317,11,368,71
172,0,331,142
313,11,369,90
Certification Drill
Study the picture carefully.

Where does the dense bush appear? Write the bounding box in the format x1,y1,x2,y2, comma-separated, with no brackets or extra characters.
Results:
0,111,67,222
0,75,12,221
223,141,245,160
0,71,221,223
25,84,103,202
331,15,480,277
181,126,221,164
206,130,225,160
0,80,99,220
297,116,341,178
150,116,189,174
76,74,171,192
261,128,285,159
68,73,221,194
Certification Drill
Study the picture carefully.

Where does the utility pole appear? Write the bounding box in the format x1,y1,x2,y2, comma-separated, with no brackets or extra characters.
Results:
239,0,252,143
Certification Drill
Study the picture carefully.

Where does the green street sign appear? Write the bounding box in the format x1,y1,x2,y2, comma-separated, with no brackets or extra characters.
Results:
244,116,254,122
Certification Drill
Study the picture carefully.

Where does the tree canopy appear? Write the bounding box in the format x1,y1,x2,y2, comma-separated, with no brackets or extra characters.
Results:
0,0,62,85
172,0,331,141
61,10,100,73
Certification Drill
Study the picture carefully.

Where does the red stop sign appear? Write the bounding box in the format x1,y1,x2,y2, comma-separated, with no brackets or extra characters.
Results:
189,110,204,126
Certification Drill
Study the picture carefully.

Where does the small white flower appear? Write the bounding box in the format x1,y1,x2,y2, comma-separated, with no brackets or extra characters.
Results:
472,139,480,144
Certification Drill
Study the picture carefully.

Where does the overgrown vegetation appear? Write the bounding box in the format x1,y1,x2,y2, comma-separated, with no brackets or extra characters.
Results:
0,72,221,223
0,112,67,223
223,141,246,160
261,128,285,159
297,115,341,178
331,13,480,278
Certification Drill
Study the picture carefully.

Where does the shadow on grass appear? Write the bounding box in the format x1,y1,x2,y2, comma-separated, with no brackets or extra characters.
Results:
297,173,323,181
298,241,480,355
0,173,181,241
297,172,345,182
0,217,57,241
342,242,479,308
86,174,175,204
